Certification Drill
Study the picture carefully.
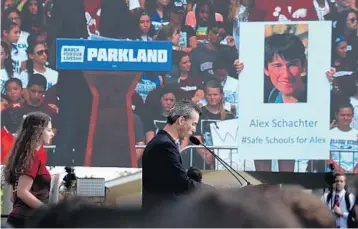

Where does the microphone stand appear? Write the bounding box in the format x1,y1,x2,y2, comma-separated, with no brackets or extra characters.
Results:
198,143,250,186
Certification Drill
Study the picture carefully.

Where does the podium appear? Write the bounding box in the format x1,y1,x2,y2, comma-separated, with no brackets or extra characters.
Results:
55,39,172,167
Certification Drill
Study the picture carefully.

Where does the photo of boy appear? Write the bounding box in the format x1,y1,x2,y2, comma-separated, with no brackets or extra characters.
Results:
264,24,308,103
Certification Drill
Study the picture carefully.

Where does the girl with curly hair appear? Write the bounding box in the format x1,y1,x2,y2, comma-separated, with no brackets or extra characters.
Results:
3,111,54,228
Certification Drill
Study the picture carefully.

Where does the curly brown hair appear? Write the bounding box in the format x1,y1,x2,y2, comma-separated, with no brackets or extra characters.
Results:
3,112,51,185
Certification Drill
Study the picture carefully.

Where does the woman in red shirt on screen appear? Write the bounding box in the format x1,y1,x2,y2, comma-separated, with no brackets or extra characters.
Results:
3,111,55,228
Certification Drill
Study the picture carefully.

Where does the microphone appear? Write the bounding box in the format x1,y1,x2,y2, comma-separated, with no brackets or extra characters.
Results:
189,136,251,186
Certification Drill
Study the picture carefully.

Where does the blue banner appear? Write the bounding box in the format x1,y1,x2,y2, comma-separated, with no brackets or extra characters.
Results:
56,38,172,71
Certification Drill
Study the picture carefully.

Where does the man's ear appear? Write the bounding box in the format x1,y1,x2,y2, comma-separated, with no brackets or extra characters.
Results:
264,68,270,77
178,116,184,125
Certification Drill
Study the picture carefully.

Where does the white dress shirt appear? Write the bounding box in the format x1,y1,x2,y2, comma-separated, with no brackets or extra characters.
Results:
321,190,355,228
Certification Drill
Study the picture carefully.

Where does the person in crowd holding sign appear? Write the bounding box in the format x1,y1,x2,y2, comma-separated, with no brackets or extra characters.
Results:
3,112,55,228
330,103,358,173
321,173,356,228
264,32,307,104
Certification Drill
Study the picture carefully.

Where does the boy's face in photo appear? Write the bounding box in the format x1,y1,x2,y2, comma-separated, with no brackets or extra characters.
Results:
265,55,304,96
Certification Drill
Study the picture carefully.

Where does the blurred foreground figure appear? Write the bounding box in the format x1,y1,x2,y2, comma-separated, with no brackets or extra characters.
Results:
143,185,335,228
26,185,337,228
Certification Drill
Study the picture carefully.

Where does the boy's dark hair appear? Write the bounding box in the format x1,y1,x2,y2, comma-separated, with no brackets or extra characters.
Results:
27,73,47,90
5,77,23,89
187,167,202,182
335,102,353,115
264,33,306,69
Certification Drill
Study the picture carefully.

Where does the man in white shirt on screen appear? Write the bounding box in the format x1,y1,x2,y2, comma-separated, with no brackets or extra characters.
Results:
330,103,358,173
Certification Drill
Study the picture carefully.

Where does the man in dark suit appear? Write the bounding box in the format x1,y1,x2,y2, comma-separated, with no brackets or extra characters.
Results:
141,99,203,212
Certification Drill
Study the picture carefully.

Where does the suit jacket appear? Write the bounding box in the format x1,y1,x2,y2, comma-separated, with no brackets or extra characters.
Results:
141,129,200,211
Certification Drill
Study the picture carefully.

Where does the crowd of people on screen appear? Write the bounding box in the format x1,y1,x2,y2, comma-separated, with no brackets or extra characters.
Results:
0,0,358,172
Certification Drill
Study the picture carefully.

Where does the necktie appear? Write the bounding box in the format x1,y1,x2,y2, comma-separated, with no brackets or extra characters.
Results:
334,194,340,207
334,194,340,228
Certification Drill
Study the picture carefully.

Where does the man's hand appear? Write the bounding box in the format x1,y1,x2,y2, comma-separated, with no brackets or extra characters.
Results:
325,67,336,83
226,36,235,47
234,59,244,75
333,206,343,216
